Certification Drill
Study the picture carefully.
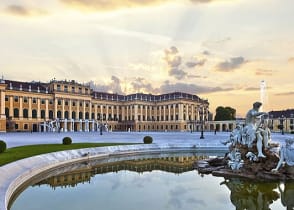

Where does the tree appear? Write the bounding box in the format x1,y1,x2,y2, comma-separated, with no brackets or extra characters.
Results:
214,106,236,121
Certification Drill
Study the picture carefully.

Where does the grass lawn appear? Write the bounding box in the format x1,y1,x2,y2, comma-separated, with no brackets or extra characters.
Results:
0,143,137,167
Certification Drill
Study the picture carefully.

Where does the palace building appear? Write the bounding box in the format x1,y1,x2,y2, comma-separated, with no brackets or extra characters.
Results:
0,78,209,133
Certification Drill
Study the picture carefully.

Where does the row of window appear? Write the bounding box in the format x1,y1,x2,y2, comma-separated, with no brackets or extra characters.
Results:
5,96,205,111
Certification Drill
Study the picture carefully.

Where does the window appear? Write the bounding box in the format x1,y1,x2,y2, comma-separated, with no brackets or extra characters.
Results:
41,99,45,104
64,111,69,119
32,98,37,104
85,103,89,108
72,101,76,106
24,124,28,130
32,109,37,118
64,85,68,92
15,124,19,130
79,112,83,119
58,100,62,105
5,108,9,118
72,86,75,93
79,102,82,107
57,111,61,118
49,110,53,119
49,100,53,105
14,108,19,118
79,87,82,93
65,100,69,106
85,112,89,119
5,96,9,102
57,84,61,91
41,110,45,119
91,113,95,119
72,111,76,119
14,96,19,102
23,97,28,103
23,109,28,118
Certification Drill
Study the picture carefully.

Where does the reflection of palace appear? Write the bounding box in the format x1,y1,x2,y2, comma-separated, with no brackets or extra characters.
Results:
0,78,209,132
35,155,204,189
221,178,294,210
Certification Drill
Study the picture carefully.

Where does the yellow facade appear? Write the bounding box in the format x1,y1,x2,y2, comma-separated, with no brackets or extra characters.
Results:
1,79,209,132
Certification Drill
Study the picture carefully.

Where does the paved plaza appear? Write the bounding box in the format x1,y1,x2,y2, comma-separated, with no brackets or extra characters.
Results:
0,131,291,148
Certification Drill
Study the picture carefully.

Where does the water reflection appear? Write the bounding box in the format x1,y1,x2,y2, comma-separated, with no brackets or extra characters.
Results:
33,153,205,189
10,153,293,210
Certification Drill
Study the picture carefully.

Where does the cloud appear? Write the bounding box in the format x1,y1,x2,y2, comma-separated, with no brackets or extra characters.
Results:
130,77,157,93
275,91,294,96
216,56,247,72
288,57,294,63
60,0,170,11
5,5,48,17
255,68,273,76
186,58,206,68
164,46,187,80
88,76,123,94
159,81,234,94
60,0,219,12
202,50,210,55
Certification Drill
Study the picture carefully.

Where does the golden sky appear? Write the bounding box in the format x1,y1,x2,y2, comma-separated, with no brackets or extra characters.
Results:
0,0,293,116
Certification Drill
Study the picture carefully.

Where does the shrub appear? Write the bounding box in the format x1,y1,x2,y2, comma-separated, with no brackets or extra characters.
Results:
0,140,7,153
291,131,294,134
62,137,72,145
143,136,153,144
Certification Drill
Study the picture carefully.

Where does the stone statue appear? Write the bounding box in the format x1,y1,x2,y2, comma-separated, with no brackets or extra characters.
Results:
272,138,294,172
243,102,267,157
228,149,244,170
221,123,243,146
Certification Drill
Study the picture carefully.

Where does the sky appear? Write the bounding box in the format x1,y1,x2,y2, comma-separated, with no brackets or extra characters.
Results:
0,0,294,117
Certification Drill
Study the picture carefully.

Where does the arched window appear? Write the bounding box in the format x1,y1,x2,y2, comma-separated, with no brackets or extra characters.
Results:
49,110,53,119
64,111,69,119
79,112,83,119
23,109,28,118
32,109,37,118
91,113,95,120
13,108,19,118
41,110,45,119
72,111,76,119
85,112,89,119
5,108,9,118
57,111,61,119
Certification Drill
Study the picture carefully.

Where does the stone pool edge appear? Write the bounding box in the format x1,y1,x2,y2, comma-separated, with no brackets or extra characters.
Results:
0,143,227,210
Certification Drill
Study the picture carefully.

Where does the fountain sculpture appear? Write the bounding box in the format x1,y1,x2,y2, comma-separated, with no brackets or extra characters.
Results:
195,101,294,180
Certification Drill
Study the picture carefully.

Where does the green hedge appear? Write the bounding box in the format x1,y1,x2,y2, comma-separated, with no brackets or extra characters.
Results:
62,137,72,145
0,140,7,153
143,136,153,144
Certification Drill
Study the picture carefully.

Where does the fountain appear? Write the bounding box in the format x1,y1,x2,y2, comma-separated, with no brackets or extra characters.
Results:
195,101,294,180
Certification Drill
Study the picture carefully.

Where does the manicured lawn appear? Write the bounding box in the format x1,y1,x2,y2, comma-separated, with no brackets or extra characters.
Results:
0,143,137,167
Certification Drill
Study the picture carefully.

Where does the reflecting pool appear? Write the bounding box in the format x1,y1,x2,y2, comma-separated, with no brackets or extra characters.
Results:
10,153,292,210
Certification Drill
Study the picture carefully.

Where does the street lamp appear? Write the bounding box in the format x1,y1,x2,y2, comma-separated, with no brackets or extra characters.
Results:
200,107,205,139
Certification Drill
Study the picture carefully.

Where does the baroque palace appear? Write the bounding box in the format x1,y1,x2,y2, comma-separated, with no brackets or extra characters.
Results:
0,78,209,132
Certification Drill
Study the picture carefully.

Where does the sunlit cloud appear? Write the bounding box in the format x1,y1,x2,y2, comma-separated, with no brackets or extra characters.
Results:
4,5,48,17
255,68,273,76
275,91,294,96
288,57,294,63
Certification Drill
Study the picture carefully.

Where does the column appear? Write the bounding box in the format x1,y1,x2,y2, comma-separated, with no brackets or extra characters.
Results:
134,105,138,121
54,98,58,119
28,97,32,118
19,96,23,119
9,96,13,117
0,90,5,119
79,119,82,132
179,104,183,121
45,99,49,119
70,119,74,132
77,101,80,119
69,99,72,119
106,104,109,121
61,99,65,119
92,120,95,132
173,105,176,121
168,105,171,121
89,102,92,119
37,98,41,119
83,101,86,120
163,105,166,121
94,104,97,120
